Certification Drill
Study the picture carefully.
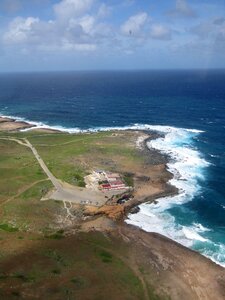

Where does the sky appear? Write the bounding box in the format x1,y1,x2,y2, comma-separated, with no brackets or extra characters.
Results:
0,0,225,71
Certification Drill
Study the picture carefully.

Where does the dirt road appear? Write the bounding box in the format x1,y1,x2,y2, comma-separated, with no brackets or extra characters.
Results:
0,137,106,206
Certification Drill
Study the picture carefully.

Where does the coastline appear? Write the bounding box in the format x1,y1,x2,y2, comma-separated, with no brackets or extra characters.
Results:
0,115,225,299
0,116,63,133
0,116,34,131
0,114,178,209
0,115,178,223
0,115,223,265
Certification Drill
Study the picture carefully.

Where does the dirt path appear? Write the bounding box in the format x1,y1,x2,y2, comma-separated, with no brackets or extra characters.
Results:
0,137,61,190
0,137,28,147
0,137,106,206
0,179,49,207
24,138,62,190
30,135,111,147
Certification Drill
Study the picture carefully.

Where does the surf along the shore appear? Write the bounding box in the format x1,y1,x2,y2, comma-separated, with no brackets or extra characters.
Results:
1,113,224,267
127,126,225,268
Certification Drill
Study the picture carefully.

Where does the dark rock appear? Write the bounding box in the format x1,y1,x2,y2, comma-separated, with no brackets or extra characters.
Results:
130,206,140,214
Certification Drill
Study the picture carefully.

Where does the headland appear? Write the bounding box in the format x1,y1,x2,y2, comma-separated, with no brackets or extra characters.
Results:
0,116,224,300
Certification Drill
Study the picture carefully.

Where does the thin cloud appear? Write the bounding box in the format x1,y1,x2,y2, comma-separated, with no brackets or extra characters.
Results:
120,12,149,36
54,0,94,20
168,0,197,18
150,24,172,40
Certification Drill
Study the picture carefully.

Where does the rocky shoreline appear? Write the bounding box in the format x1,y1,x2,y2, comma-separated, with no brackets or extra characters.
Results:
0,116,59,132
84,132,178,221
1,116,225,299
0,116,33,131
111,223,225,300
0,117,178,224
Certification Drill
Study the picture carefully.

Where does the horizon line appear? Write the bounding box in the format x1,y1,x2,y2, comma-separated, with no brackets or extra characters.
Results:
1,68,225,74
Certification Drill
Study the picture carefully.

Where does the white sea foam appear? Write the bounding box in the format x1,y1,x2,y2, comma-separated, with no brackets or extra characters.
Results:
192,222,211,232
203,243,225,267
126,126,225,267
1,112,224,266
209,154,219,158
0,113,205,135
182,227,209,242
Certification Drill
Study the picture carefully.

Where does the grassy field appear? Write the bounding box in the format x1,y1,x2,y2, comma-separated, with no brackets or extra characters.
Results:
0,230,166,300
0,134,65,231
28,131,143,186
0,139,46,201
0,130,168,299
0,130,146,231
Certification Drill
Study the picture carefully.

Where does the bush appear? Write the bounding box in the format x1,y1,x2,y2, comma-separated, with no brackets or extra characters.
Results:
71,276,87,289
123,173,134,187
0,224,18,232
99,250,113,263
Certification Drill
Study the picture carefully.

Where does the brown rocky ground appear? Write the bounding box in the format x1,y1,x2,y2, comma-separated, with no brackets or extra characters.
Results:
0,125,224,299
0,223,224,300
0,117,33,131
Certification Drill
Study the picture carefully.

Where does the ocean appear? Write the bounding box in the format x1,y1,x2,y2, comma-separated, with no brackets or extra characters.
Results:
0,70,225,266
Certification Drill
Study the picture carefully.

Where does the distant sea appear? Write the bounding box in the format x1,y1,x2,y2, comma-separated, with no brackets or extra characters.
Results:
0,70,225,266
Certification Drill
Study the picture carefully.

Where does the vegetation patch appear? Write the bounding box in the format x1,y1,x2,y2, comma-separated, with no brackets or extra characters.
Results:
98,250,113,263
0,224,18,232
0,273,7,280
51,268,61,275
71,276,88,289
44,229,64,240
11,291,21,297
12,272,35,283
123,172,134,187
71,171,86,187
0,272,35,283
44,249,67,266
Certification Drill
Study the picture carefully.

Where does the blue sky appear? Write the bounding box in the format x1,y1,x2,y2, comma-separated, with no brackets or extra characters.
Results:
0,0,225,71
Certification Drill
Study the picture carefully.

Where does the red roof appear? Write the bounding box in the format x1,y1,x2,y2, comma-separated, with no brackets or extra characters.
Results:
102,184,111,188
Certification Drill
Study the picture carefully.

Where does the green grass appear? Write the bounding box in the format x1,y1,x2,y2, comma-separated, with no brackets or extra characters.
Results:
0,131,170,299
0,139,47,202
44,230,64,240
20,180,51,201
123,172,134,187
0,224,18,232
0,131,144,194
1,180,58,231
0,231,168,300
7,131,142,187
0,130,147,234
98,250,113,263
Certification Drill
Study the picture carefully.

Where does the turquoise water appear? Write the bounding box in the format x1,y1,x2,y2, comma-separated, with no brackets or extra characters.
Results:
0,70,224,266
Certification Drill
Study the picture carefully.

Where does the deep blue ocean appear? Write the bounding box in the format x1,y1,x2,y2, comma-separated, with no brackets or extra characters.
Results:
0,70,225,266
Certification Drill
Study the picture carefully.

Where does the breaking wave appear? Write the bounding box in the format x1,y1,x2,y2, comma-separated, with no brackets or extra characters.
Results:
126,126,225,268
1,112,224,267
